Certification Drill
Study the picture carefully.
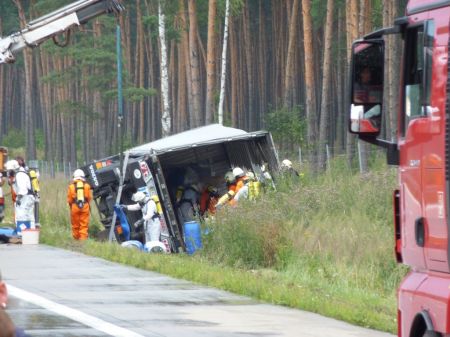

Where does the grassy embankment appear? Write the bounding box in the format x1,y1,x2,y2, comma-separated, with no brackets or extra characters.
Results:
2,158,406,334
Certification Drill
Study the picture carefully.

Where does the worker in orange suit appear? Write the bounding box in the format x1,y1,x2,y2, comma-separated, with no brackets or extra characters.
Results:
232,167,247,194
199,185,219,218
67,169,92,240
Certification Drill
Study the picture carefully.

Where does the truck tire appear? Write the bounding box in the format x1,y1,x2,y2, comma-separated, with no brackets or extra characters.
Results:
424,330,442,337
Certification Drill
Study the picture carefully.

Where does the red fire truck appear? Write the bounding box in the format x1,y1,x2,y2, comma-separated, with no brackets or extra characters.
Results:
349,1,450,337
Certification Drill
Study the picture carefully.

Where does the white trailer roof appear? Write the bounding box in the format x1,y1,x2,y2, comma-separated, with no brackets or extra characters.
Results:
129,124,262,156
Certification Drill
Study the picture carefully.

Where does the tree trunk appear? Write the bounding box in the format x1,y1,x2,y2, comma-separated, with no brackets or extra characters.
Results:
218,0,230,125
345,0,359,168
388,0,399,142
136,0,145,143
284,0,299,109
301,0,318,164
205,0,217,125
159,1,171,137
188,0,202,127
318,0,334,171
179,0,193,128
14,0,36,160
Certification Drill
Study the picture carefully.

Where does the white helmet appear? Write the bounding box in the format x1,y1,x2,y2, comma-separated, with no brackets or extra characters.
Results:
5,160,20,171
247,171,255,180
132,191,146,203
224,171,235,183
73,169,85,180
281,159,293,169
233,167,245,178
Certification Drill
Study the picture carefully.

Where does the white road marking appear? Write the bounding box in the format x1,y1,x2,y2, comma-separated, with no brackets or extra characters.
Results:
7,284,145,337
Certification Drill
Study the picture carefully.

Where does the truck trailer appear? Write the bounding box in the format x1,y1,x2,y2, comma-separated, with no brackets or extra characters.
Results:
81,124,279,253
349,1,450,336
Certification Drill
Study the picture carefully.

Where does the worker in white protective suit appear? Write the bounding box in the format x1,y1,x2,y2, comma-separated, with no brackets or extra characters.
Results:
122,191,161,243
5,160,35,235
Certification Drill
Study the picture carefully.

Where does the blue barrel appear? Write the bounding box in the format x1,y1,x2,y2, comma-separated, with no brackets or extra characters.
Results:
183,221,202,255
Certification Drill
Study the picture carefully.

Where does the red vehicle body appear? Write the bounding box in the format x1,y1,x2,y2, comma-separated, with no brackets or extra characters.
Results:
349,1,450,337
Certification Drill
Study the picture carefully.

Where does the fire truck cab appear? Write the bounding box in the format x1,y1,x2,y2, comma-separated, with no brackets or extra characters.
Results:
349,1,450,337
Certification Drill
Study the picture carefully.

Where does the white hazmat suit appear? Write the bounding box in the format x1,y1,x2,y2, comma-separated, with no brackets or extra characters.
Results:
126,197,161,243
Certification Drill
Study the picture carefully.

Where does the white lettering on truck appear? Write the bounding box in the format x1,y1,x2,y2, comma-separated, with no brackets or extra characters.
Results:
89,164,99,187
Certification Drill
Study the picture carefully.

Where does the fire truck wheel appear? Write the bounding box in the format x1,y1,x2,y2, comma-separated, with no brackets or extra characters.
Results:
423,330,442,337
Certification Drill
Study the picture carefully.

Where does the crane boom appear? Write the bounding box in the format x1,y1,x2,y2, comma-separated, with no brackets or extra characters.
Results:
0,0,124,64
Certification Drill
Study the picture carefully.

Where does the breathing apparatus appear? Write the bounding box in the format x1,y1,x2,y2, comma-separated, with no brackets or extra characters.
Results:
75,180,85,208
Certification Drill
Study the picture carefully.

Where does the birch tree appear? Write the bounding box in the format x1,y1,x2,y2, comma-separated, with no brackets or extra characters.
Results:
159,1,171,136
218,0,230,125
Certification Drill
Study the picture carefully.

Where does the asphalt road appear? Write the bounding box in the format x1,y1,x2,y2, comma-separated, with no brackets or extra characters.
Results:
0,244,396,337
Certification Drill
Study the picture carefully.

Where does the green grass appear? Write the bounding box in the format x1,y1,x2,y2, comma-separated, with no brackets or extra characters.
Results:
2,157,405,334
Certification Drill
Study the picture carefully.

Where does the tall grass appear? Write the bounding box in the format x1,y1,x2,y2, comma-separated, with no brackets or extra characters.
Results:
202,157,406,331
2,159,406,333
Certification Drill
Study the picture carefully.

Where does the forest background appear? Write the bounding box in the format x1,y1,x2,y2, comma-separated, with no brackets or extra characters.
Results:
0,0,406,170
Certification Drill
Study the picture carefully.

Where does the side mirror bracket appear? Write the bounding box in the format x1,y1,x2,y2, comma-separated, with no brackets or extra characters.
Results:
359,135,399,165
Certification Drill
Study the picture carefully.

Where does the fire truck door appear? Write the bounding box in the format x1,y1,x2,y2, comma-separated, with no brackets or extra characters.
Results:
421,12,448,272
398,19,432,270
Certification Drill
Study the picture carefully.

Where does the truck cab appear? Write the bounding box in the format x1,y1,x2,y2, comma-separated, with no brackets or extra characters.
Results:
349,2,450,336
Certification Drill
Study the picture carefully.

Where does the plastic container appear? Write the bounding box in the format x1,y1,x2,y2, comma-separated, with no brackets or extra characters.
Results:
121,240,143,250
22,229,40,245
183,221,202,255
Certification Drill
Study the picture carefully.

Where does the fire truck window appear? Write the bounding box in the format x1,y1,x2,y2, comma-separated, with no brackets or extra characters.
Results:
402,21,434,136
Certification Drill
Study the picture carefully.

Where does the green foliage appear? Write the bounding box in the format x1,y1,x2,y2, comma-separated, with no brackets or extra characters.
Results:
104,87,157,103
143,14,180,42
1,128,25,149
0,2,19,33
311,0,328,28
34,129,45,152
217,0,245,17
53,100,93,117
32,0,67,16
265,106,306,146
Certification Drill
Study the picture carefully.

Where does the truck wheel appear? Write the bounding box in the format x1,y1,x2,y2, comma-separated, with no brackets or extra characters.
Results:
424,330,442,337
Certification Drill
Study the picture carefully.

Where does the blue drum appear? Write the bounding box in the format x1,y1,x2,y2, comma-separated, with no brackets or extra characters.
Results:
183,221,202,255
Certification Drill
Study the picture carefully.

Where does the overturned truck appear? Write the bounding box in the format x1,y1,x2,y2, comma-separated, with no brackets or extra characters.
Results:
81,124,279,253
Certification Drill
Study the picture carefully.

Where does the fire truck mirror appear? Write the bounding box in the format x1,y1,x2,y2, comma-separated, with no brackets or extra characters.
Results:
349,40,384,135
351,40,384,105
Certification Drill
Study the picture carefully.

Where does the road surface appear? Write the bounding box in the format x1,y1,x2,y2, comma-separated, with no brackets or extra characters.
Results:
0,244,395,337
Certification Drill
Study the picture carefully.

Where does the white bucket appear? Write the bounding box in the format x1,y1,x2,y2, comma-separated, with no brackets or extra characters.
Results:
21,229,40,245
